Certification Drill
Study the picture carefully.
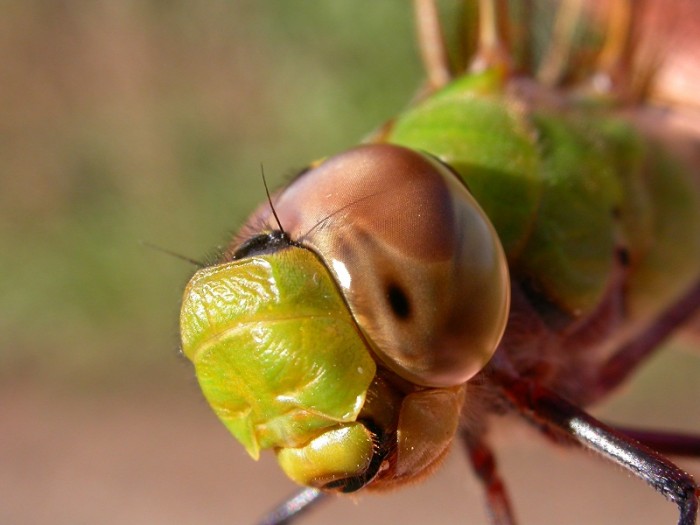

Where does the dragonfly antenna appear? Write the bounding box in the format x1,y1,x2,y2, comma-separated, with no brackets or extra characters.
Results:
261,163,286,233
139,240,205,267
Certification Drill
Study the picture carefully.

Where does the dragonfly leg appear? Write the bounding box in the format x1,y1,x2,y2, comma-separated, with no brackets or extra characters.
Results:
256,488,326,525
536,0,584,86
470,0,512,75
590,0,634,96
460,429,518,525
610,426,700,459
413,0,452,90
593,278,700,402
495,370,699,525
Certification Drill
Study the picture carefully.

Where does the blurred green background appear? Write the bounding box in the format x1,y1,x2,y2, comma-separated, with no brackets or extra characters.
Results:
2,2,698,525
0,1,422,386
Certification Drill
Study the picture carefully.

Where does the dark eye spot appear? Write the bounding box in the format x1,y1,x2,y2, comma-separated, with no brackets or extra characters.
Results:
386,283,411,320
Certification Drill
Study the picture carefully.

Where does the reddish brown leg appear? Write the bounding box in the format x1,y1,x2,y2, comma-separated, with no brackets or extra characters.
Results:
593,278,700,402
495,370,699,525
414,0,452,90
461,430,518,525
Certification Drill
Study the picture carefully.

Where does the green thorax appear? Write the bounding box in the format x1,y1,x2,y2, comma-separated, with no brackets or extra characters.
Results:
387,69,700,322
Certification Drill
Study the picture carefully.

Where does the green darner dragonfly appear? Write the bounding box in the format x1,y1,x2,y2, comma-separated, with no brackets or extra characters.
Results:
179,1,700,523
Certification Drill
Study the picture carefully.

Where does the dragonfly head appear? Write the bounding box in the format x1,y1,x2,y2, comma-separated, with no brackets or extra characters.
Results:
180,144,509,491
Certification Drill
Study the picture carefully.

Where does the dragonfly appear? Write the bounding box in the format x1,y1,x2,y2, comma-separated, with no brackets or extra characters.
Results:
179,1,700,523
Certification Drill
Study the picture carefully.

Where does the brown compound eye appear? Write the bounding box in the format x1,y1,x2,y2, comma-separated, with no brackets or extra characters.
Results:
254,143,510,388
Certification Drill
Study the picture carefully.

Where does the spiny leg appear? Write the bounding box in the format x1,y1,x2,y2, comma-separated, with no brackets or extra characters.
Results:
536,0,584,86
594,278,700,403
507,0,533,75
415,0,515,87
611,426,700,458
601,0,672,103
590,0,634,96
257,488,326,525
461,429,518,525
470,0,512,75
494,368,699,525
414,0,452,90
586,0,670,102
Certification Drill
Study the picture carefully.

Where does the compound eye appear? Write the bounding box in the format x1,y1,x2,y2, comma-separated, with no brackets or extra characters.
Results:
267,144,510,387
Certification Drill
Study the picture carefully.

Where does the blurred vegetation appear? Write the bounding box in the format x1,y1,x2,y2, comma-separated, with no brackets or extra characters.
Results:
0,1,424,388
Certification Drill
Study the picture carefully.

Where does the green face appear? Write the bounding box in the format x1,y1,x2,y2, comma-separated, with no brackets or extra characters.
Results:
180,246,376,465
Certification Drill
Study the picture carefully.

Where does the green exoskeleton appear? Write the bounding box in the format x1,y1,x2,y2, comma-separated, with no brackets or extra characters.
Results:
179,1,700,523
